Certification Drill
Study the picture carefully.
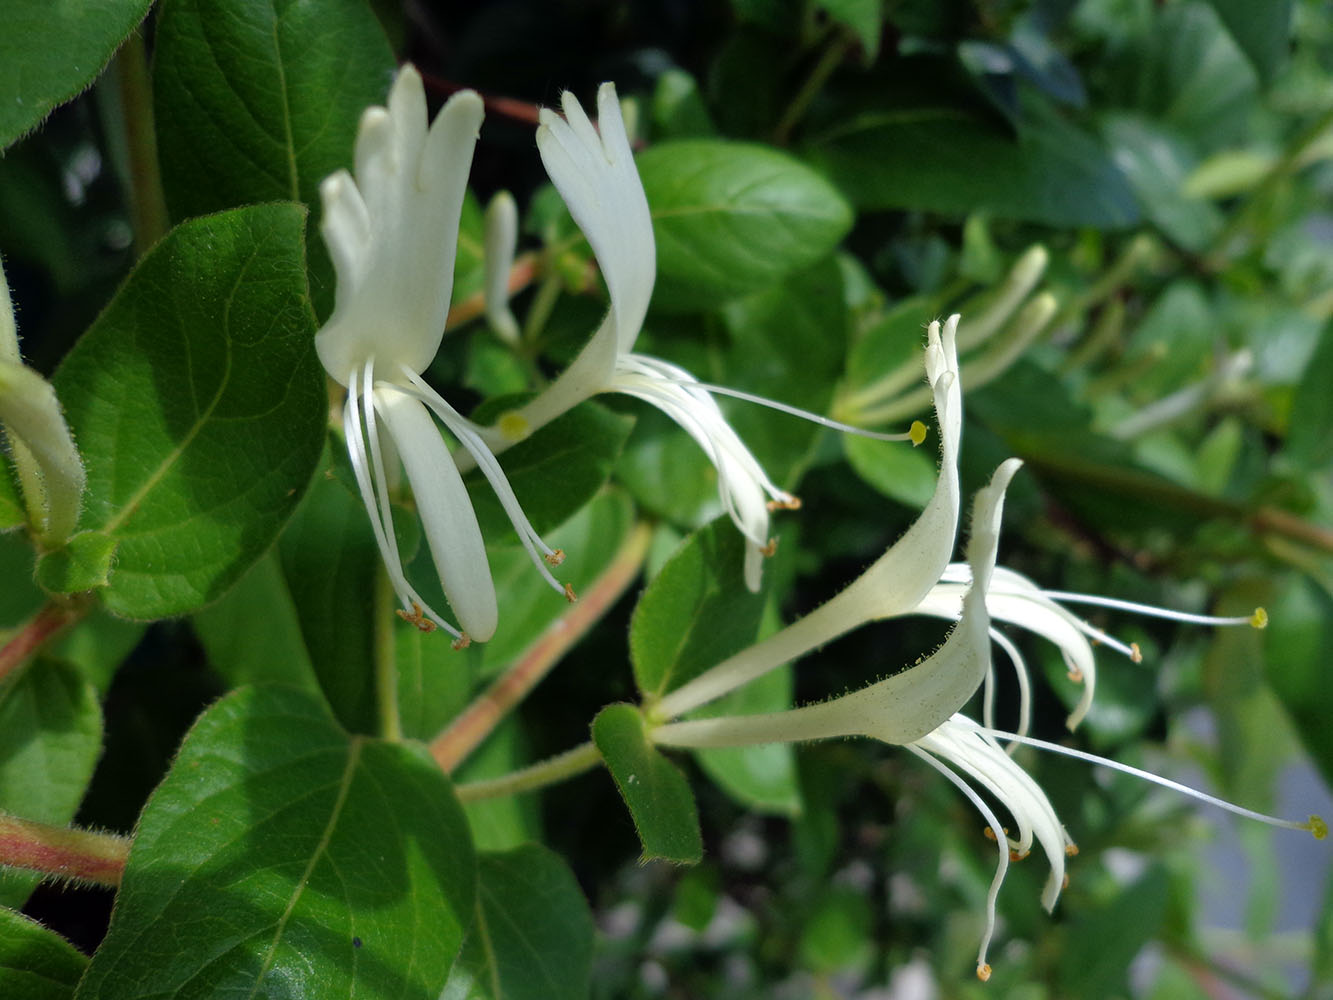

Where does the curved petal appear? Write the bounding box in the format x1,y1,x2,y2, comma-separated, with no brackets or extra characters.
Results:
375,386,498,642
317,67,485,384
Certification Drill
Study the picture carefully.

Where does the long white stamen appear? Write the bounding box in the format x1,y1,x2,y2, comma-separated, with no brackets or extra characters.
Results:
646,374,927,444
1037,591,1266,630
396,366,568,596
989,728,1326,837
988,628,1031,745
344,367,460,637
907,745,1005,982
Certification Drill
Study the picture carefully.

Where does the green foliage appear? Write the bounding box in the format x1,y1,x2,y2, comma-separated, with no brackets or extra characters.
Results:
637,140,853,309
447,844,595,1000
0,908,86,1000
0,0,152,148
630,519,769,701
76,686,476,1000
592,704,703,864
52,204,325,618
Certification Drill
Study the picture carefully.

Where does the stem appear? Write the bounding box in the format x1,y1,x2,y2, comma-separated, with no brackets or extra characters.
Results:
0,600,85,685
454,742,601,802
0,812,129,888
445,252,539,332
774,31,853,145
374,565,402,742
111,32,169,254
431,522,653,772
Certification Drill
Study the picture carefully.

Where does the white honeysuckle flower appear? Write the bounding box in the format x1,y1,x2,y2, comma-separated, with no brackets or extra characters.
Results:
918,563,1268,732
317,66,570,645
0,256,85,547
651,315,962,720
485,84,920,592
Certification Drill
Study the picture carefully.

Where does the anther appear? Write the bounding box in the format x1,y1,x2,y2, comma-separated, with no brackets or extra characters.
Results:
564,582,578,603
1067,667,1084,683
1309,815,1327,840
1065,843,1079,857
909,420,928,447
546,548,566,567
1009,849,1027,862
761,538,779,558
983,826,1009,841
396,603,435,633
451,632,472,651
766,495,802,511
1062,873,1070,890
1129,642,1142,663
977,963,992,982
1251,607,1268,629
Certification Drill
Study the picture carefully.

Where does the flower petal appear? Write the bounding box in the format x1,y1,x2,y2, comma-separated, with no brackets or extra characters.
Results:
375,386,498,642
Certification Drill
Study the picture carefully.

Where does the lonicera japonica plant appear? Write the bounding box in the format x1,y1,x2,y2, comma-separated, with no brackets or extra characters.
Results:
2,1,1333,997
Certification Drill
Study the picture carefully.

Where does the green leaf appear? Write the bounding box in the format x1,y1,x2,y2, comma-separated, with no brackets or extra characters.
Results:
805,70,1139,228
0,659,103,908
819,0,882,59
0,0,152,149
1285,319,1333,471
152,0,392,216
1266,575,1333,789
75,686,476,1000
475,490,636,678
276,445,381,734
192,551,323,695
844,435,937,509
630,518,769,701
721,255,848,484
445,844,594,1000
53,204,325,619
34,531,117,594
592,704,703,865
637,140,853,309
465,400,634,543
1101,114,1222,252
0,908,87,1000
1204,0,1291,85
797,887,873,973
1057,866,1169,998
692,662,800,815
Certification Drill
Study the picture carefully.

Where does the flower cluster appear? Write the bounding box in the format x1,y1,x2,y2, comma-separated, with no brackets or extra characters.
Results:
315,66,1324,982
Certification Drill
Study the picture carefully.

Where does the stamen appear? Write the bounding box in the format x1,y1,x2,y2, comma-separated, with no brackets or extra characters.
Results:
1129,642,1142,664
564,582,578,602
766,495,802,511
990,728,1326,836
546,548,566,567
396,603,437,633
343,364,461,640
398,366,570,598
760,538,778,558
1040,591,1267,630
977,964,992,983
651,374,926,443
451,632,471,651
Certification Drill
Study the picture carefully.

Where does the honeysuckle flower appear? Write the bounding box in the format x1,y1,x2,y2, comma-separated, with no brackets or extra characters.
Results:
317,66,569,645
0,256,85,547
652,460,1325,981
650,315,963,720
483,84,920,591
917,563,1269,733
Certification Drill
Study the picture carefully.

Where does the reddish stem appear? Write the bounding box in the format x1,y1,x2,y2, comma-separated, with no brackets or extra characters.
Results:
0,601,82,685
0,813,129,888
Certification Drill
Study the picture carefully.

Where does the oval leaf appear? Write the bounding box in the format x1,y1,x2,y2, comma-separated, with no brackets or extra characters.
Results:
76,685,477,1000
592,703,702,865
0,1,152,149
0,908,87,1000
445,844,595,1000
637,140,853,309
53,204,325,618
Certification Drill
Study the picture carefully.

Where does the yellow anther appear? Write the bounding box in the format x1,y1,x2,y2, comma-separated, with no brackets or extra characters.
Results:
766,495,802,511
1308,815,1327,840
983,826,1009,841
1067,667,1084,683
498,410,530,442
977,963,992,982
396,603,436,633
546,548,566,567
1129,642,1142,663
1065,843,1079,857
1250,607,1268,629
1009,849,1028,862
451,632,471,651
564,582,578,603
760,538,779,558
1062,873,1070,890
908,420,928,447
